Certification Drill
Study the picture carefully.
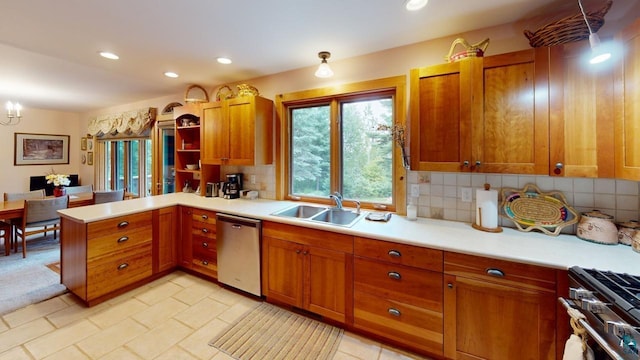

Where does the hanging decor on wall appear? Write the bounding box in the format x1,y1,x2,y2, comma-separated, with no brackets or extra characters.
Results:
87,107,156,139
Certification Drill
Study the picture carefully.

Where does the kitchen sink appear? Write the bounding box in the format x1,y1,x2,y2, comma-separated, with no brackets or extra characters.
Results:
272,204,328,218
272,205,365,227
310,209,364,227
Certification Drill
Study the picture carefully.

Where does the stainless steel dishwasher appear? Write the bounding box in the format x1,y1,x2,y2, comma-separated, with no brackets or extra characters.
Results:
216,213,262,296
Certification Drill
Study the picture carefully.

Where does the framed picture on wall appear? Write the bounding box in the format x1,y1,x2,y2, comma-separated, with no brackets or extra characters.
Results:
87,151,94,166
81,137,87,151
14,133,70,166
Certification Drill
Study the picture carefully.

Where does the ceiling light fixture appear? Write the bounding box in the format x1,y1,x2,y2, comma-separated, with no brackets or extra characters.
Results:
99,51,119,60
577,0,611,64
164,71,179,78
3,101,22,125
404,0,428,11
217,57,232,65
314,51,333,78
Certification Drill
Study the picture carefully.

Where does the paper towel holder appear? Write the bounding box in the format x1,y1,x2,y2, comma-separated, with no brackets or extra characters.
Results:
472,184,503,233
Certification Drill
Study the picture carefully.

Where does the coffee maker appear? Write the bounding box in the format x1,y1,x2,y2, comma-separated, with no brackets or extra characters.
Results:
222,173,243,199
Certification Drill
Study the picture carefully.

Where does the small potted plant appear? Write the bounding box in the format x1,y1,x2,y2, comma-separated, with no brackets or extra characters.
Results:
46,169,71,197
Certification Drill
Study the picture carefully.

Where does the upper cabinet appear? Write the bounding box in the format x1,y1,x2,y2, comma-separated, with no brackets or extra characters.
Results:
548,40,615,178
201,96,274,165
410,48,550,174
614,18,640,181
174,104,202,194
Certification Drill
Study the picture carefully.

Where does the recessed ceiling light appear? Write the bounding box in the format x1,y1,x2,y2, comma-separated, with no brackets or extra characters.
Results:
217,57,232,64
404,0,428,11
164,72,179,78
99,51,119,60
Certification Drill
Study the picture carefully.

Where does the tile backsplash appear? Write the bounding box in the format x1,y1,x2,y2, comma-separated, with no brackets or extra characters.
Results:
407,172,640,234
221,164,276,199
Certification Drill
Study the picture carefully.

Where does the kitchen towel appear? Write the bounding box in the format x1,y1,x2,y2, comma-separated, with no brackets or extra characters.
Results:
562,334,594,360
476,185,498,229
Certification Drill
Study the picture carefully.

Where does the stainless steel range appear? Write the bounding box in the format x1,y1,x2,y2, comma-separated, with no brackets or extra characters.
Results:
560,266,640,359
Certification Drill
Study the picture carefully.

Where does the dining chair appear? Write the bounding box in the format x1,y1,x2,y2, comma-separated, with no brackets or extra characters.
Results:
15,196,69,258
93,189,125,204
1,221,11,256
65,184,93,195
3,189,46,253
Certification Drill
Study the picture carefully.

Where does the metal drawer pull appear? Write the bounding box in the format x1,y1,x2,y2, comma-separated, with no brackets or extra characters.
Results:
486,268,505,277
388,271,401,280
201,228,209,233
201,214,208,220
232,224,242,230
388,250,401,257
117,263,129,270
117,221,129,228
202,242,208,248
202,260,209,265
117,236,129,243
388,308,401,317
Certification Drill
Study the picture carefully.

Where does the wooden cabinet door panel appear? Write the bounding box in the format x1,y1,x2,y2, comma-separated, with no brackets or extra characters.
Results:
263,236,304,307
615,18,640,180
307,246,348,322
478,49,549,174
202,102,227,163
444,274,556,360
87,226,152,260
180,207,194,269
154,207,177,273
228,98,255,165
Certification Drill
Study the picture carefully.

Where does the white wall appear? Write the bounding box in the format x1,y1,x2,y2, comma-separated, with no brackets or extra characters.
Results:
0,107,82,194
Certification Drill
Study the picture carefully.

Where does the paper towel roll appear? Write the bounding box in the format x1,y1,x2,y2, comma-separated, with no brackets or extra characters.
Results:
476,186,498,229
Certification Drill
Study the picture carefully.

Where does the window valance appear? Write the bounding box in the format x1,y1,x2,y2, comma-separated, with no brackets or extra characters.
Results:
88,107,157,139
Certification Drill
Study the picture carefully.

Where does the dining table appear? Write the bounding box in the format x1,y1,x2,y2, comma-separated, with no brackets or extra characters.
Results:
0,193,94,255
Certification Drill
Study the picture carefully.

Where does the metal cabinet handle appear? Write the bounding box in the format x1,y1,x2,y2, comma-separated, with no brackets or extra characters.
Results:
555,162,564,169
447,283,454,289
117,221,129,228
295,249,301,254
202,242,208,248
117,263,129,270
388,271,401,280
202,260,209,265
463,160,470,167
302,250,308,255
388,250,401,258
388,308,401,317
201,228,209,233
117,236,129,243
232,224,242,230
201,214,208,220
486,268,505,278
475,160,481,167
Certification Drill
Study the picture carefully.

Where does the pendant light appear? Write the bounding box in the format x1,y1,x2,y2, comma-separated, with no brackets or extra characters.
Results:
577,0,611,64
315,51,334,78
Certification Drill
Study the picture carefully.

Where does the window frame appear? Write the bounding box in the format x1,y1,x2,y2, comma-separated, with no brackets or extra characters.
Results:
96,137,151,198
275,76,407,213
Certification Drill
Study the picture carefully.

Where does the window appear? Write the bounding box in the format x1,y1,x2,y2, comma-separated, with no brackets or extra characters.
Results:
101,139,152,197
278,77,406,212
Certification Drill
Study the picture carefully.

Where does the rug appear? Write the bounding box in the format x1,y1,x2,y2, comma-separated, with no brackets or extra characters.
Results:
0,234,67,316
209,303,344,360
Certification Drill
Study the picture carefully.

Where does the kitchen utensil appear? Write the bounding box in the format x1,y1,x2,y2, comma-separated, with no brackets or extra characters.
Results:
576,210,618,245
617,220,639,246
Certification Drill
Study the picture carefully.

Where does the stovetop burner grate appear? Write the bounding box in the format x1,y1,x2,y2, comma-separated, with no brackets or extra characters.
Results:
584,269,640,309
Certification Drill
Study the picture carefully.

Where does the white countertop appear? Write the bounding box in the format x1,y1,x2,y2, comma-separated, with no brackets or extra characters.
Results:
59,192,640,275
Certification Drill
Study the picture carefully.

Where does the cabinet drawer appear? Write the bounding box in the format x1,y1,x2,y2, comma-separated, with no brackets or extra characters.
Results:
263,221,353,253
87,243,152,300
354,290,443,357
87,211,152,238
191,223,216,239
354,237,442,271
444,252,557,292
193,237,216,259
191,257,217,277
87,226,152,260
354,257,442,312
191,209,216,225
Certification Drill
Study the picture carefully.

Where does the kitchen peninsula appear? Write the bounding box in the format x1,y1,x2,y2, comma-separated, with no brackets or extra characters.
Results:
58,193,639,359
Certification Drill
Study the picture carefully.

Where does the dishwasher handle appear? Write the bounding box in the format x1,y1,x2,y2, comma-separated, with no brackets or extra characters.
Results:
216,213,262,229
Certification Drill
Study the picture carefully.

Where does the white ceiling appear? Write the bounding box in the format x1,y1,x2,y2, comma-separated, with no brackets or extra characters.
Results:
0,0,637,112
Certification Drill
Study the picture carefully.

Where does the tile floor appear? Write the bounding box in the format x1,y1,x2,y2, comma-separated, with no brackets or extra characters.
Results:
0,271,429,360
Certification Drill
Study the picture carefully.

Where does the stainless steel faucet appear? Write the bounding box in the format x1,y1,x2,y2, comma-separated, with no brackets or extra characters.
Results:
329,192,343,210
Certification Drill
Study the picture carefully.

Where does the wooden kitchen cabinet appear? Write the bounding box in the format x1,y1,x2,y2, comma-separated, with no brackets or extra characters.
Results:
174,104,202,194
353,237,444,358
179,206,217,278
549,40,615,178
61,211,154,305
262,221,353,323
443,252,557,360
410,48,550,174
153,206,178,273
201,95,273,165
614,18,640,180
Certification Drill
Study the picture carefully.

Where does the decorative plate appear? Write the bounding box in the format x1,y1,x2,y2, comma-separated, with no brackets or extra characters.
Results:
500,183,579,236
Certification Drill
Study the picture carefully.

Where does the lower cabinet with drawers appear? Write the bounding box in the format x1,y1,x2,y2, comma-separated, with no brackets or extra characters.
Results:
179,206,218,278
61,210,155,305
353,236,444,357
